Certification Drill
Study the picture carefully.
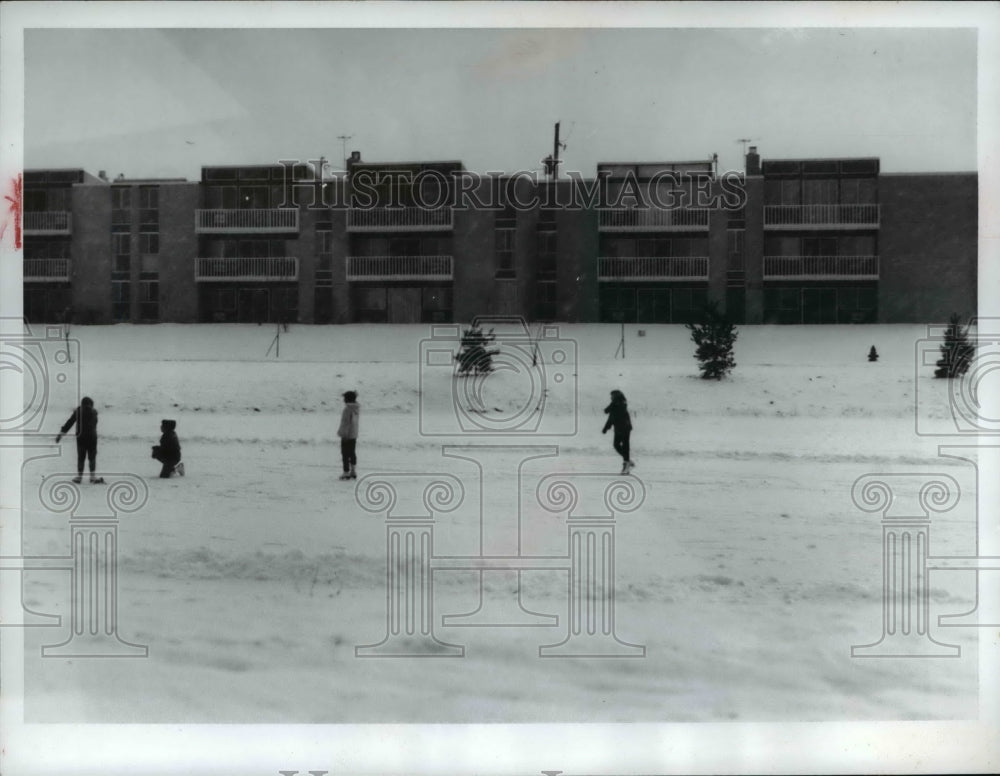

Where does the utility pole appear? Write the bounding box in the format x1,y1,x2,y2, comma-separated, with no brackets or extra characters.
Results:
543,121,566,180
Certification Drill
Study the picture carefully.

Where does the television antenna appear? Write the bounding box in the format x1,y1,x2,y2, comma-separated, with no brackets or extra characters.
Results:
337,134,353,168
737,138,755,156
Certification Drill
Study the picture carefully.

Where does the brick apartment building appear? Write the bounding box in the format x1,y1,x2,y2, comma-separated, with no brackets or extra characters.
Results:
21,147,977,325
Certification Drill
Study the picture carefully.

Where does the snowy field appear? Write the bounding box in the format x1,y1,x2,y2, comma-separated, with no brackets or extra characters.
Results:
13,322,987,723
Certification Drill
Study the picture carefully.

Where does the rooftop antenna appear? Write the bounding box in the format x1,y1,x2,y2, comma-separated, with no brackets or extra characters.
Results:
337,134,353,169
737,138,754,156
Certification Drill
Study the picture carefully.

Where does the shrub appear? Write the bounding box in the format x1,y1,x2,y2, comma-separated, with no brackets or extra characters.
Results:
686,301,738,380
455,324,499,375
934,313,975,379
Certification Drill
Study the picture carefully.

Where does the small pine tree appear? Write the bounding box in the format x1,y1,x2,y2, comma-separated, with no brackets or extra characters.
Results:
686,301,738,380
455,324,499,375
934,313,975,379
868,346,879,362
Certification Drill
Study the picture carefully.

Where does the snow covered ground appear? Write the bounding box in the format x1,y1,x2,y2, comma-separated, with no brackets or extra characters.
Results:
12,322,989,723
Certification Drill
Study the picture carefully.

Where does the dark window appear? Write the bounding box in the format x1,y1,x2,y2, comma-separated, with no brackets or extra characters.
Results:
139,232,159,255
112,188,131,225
537,231,557,279
139,280,159,321
111,281,130,322
495,228,515,278
317,230,333,271
535,281,558,320
113,233,131,273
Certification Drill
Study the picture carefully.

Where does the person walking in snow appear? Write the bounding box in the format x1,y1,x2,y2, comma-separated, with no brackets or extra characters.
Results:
55,396,103,483
337,390,360,480
602,389,635,475
151,419,184,478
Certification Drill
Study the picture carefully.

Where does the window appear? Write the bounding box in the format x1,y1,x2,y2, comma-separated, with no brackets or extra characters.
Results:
390,237,421,256
317,230,333,271
535,281,558,321
839,234,876,256
599,286,636,323
139,232,159,255
802,237,837,256
537,231,557,279
840,178,877,205
139,186,159,227
139,280,159,321
238,186,269,209
206,186,238,209
422,286,453,323
357,287,387,310
112,187,131,225
113,233,131,273
803,178,838,205
111,281,130,322
764,179,800,206
23,190,47,212
727,229,745,271
495,228,515,278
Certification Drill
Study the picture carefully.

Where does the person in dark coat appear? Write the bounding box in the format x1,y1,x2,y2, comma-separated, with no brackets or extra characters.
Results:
56,396,102,483
152,419,184,478
602,389,635,475
337,391,360,480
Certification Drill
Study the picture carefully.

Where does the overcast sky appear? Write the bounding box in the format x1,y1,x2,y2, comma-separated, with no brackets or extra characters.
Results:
24,26,977,179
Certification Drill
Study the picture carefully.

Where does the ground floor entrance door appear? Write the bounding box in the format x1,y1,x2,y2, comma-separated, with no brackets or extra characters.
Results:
238,289,270,323
801,288,837,324
387,287,421,323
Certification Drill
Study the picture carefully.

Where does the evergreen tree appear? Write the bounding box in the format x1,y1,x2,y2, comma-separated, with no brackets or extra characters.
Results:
455,324,499,375
934,313,975,379
686,301,738,380
868,346,879,362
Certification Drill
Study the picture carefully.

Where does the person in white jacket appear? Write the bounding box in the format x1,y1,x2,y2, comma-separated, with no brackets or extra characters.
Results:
337,390,360,480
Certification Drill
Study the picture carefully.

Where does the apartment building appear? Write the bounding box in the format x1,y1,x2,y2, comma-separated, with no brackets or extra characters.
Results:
21,149,977,325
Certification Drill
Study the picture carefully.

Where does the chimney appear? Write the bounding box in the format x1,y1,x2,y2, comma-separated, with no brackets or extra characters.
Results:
98,170,108,182
746,146,761,176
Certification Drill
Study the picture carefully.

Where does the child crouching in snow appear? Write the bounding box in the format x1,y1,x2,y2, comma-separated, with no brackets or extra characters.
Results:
602,389,635,475
152,419,184,478
337,391,360,480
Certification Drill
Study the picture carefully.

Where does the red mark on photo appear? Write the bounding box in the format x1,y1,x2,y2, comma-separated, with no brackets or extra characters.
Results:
2,173,23,249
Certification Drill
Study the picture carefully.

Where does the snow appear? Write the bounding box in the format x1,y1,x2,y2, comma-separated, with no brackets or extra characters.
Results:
12,323,992,732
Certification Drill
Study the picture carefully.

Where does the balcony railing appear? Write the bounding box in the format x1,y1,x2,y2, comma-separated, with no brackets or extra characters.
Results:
764,204,880,229
346,255,454,281
195,257,299,282
23,258,71,282
598,208,709,231
195,209,299,233
763,255,880,279
23,211,72,235
347,207,453,231
598,256,709,281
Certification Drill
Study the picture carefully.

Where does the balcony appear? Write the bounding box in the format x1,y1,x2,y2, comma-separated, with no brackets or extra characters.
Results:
764,204,879,229
23,211,71,235
347,207,453,232
195,209,299,233
195,257,299,282
346,255,454,281
763,255,880,280
598,256,709,281
598,208,709,232
23,258,71,282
